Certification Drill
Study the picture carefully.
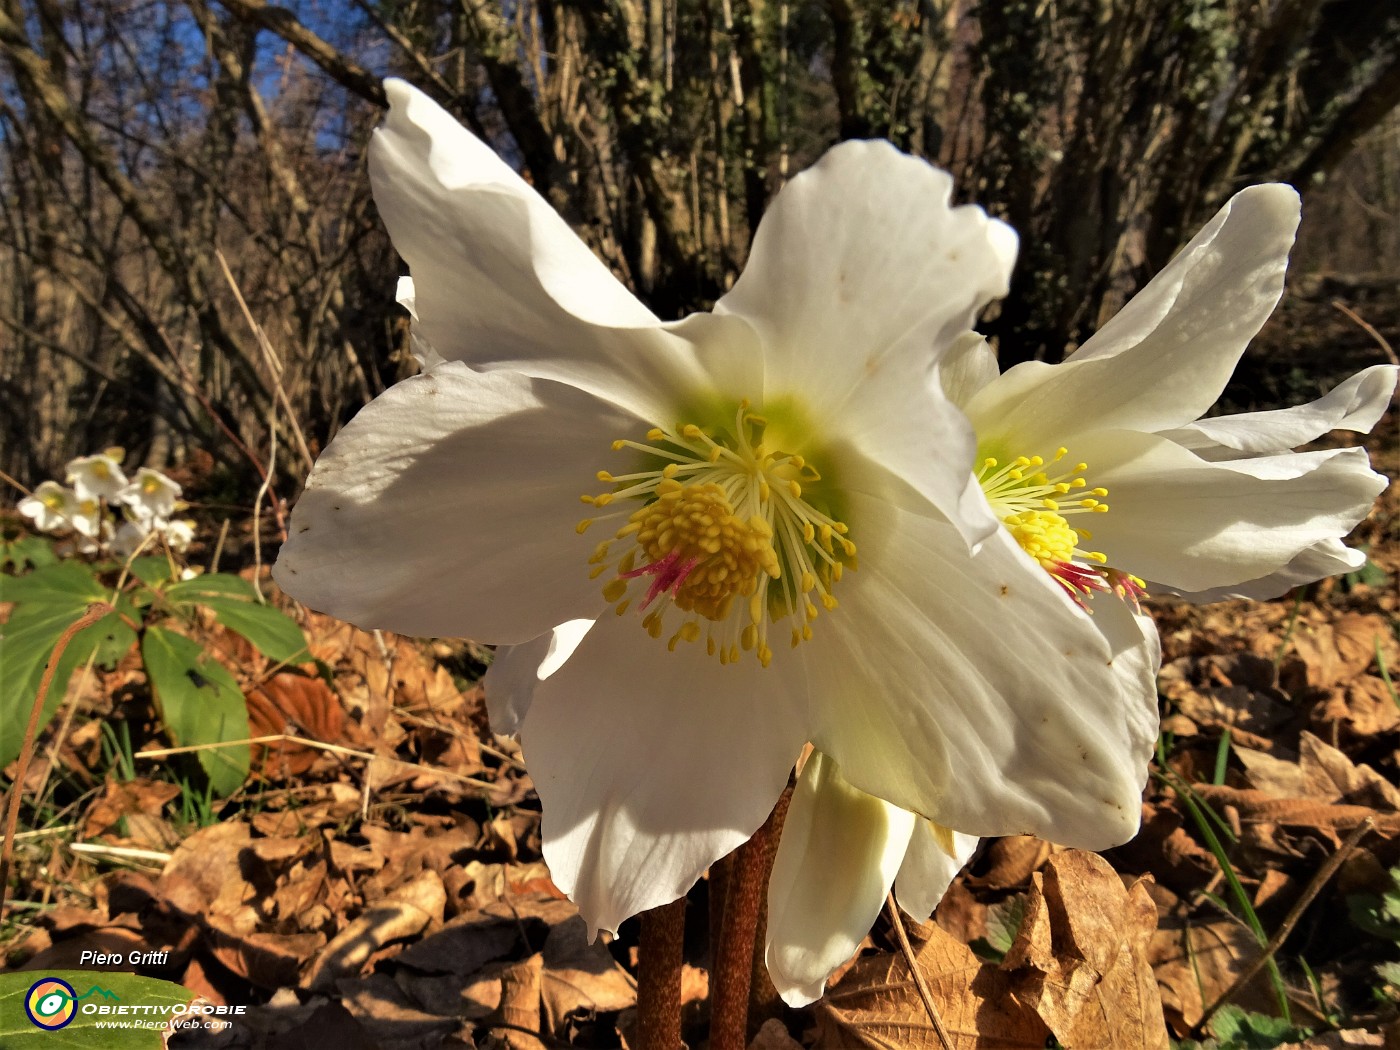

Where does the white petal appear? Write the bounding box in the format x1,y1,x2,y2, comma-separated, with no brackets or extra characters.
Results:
395,276,445,369
766,751,916,1007
369,80,705,419
1160,364,1398,456
274,363,634,644
893,822,980,922
521,614,806,936
802,491,1154,849
1154,537,1367,602
939,333,1001,409
1070,428,1389,592
968,185,1300,452
484,619,594,736
715,140,1014,545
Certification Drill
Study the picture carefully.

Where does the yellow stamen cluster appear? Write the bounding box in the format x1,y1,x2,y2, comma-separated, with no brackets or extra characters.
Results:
977,446,1144,606
579,402,855,666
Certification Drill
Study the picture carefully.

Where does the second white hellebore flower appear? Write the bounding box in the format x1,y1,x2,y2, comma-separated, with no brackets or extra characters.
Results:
760,183,1395,1005
274,82,1159,952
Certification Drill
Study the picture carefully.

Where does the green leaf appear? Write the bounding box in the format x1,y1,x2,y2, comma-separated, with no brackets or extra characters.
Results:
970,894,1025,963
141,627,250,796
1207,1004,1309,1048
126,556,176,587
0,969,194,1048
0,603,137,769
0,536,58,572
162,572,308,664
163,572,258,604
1377,960,1400,1001
0,562,104,605
202,598,308,664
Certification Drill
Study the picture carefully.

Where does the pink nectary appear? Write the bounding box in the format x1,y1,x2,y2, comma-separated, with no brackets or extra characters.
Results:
622,547,702,610
1049,561,1109,608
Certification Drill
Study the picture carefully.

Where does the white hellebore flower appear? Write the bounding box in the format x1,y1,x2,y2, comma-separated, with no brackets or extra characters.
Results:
18,481,77,533
160,518,197,553
761,184,1396,1006
274,82,1160,950
121,467,182,523
951,185,1395,606
66,451,128,502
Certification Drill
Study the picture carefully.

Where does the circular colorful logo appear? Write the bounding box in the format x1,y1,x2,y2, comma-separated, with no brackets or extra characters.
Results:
25,977,77,1030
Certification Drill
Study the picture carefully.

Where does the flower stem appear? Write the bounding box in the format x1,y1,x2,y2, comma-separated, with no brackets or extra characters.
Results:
709,786,791,1050
637,897,687,1050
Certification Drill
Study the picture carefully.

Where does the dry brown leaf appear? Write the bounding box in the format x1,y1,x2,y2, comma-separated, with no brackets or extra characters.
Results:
539,915,636,1035
81,777,182,838
750,1017,804,1049
812,920,1052,1048
490,953,549,1050
1279,1031,1385,1048
305,869,447,990
1291,613,1395,689
334,971,467,1048
932,879,987,945
1002,852,1169,1050
247,672,346,777
1191,784,1400,835
1298,732,1400,809
967,836,1052,890
1149,918,1271,1032
1236,745,1308,798
1318,675,1400,736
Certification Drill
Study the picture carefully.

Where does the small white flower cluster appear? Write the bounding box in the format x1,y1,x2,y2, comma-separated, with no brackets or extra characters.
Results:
16,449,194,558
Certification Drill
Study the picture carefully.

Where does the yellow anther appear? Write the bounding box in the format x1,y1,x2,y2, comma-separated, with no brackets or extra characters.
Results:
589,407,853,666
576,519,594,534
1054,447,1068,459
1091,487,1108,497
1093,504,1109,513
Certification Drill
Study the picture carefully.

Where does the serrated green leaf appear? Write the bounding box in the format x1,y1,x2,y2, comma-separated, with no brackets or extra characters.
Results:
0,603,137,768
0,562,104,605
0,969,194,1048
1,536,58,572
163,573,258,604
202,598,308,664
1207,1004,1309,1048
141,627,249,796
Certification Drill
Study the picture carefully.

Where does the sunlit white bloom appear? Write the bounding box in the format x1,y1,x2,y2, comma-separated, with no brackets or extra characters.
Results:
18,481,77,533
951,186,1395,608
120,467,182,522
758,185,1397,1006
66,450,127,502
277,81,1159,944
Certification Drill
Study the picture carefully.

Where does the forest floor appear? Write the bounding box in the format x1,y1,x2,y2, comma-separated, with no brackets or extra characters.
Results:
1,288,1397,1050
